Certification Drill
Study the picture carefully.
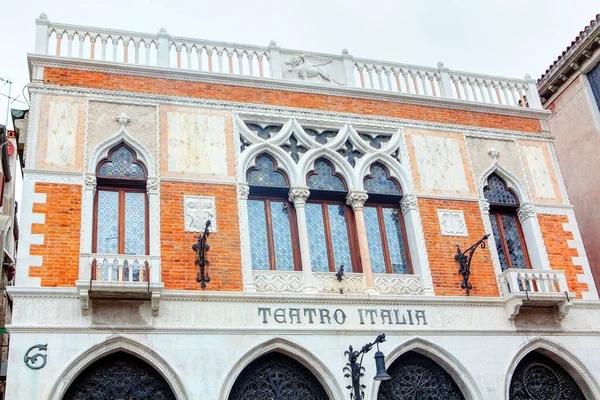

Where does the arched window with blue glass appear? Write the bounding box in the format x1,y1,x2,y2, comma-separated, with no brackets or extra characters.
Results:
484,173,531,271
305,158,361,273
246,154,301,271
94,143,148,258
363,163,412,274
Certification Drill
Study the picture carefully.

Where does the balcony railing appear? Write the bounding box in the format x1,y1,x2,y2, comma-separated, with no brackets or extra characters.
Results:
33,13,543,110
497,269,572,320
76,253,163,314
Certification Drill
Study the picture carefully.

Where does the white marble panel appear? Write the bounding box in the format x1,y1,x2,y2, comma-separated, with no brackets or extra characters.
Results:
412,135,468,193
46,100,78,166
437,209,468,236
167,112,227,175
521,146,556,199
184,196,217,232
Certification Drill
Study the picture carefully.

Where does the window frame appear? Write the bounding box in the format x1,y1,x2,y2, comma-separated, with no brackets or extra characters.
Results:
247,194,302,271
92,143,149,256
305,199,362,273
364,202,413,274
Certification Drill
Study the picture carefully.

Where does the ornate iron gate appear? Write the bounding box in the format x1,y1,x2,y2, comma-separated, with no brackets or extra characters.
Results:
228,352,329,400
63,352,176,400
509,352,585,400
377,351,465,400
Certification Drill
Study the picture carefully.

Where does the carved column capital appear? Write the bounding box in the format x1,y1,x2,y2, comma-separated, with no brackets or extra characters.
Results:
346,191,368,210
238,184,250,200
400,194,418,215
147,178,159,194
517,203,537,223
479,199,490,216
84,175,96,190
288,187,310,205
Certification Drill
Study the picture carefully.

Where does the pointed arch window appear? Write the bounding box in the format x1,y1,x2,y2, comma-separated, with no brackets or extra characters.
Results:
305,159,361,273
93,143,148,256
363,163,412,274
246,154,300,271
484,173,530,271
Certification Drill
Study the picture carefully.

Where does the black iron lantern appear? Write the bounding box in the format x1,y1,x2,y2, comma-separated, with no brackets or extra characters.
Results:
192,220,211,289
344,333,390,399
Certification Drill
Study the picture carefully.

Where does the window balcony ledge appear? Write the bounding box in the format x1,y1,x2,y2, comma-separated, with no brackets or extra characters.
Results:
498,269,573,321
76,280,164,315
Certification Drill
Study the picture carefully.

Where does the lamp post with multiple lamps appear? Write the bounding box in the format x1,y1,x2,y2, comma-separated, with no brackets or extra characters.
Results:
344,333,391,400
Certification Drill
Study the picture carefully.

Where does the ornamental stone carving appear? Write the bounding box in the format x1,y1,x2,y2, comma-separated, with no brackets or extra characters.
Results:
346,191,368,210
184,196,217,232
116,112,131,127
488,147,500,160
238,184,250,200
146,178,159,194
479,199,490,216
84,175,96,190
284,55,342,84
373,274,424,295
437,209,468,236
253,271,304,293
400,194,418,215
517,203,537,223
289,188,310,205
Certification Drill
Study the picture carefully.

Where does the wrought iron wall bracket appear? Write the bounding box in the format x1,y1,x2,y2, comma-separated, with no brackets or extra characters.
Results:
192,220,211,289
343,334,386,400
455,234,490,295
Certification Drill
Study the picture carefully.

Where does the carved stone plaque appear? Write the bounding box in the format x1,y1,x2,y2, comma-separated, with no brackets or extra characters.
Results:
437,209,468,236
184,196,217,232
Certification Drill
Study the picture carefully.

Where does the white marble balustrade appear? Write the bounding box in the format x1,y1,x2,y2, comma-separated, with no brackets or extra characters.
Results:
83,253,161,283
34,14,542,109
498,269,569,296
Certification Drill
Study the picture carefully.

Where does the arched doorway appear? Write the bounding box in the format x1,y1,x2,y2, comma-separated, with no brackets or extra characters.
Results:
509,351,585,399
63,352,176,400
228,352,329,400
377,351,465,400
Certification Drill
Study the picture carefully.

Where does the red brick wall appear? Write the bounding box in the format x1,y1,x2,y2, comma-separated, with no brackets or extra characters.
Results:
29,183,81,287
160,181,242,290
538,214,587,298
418,198,498,296
43,68,542,133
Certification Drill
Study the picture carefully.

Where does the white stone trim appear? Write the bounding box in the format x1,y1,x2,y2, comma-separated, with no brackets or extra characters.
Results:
24,92,41,169
44,335,191,400
23,169,84,185
15,181,45,287
500,338,600,400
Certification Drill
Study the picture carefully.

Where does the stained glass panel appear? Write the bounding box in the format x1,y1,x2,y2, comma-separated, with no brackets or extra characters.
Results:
270,201,295,271
307,161,346,191
124,192,146,255
306,204,329,272
364,207,386,273
364,164,401,195
484,174,518,206
501,214,527,269
383,208,409,274
328,204,353,272
247,200,270,270
247,155,288,188
98,146,145,179
489,215,509,271
97,191,119,254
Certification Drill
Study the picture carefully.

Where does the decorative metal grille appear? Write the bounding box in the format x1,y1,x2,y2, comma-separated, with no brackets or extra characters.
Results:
509,352,585,400
229,352,329,400
377,351,464,400
63,352,176,400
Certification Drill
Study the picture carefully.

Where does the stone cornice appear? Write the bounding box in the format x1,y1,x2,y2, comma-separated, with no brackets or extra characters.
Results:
29,54,551,120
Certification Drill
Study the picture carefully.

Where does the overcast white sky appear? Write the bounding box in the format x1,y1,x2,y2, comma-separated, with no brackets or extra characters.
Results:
0,0,598,129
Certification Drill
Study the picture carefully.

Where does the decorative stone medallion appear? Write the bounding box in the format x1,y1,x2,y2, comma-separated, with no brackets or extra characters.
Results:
184,196,217,232
437,209,468,236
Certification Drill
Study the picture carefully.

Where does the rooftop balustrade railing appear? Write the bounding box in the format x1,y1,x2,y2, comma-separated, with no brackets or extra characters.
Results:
33,13,542,109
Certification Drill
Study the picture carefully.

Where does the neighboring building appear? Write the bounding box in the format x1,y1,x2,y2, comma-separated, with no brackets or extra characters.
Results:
537,14,600,294
6,12,600,400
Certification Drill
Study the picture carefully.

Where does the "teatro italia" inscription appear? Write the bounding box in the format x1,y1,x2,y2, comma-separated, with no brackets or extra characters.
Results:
258,307,428,326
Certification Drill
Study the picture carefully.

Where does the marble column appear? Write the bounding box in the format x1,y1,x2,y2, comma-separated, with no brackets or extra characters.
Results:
289,187,316,293
517,203,550,270
346,191,376,292
237,184,256,292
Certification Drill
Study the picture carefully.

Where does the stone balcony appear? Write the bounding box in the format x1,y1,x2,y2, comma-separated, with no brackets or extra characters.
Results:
32,13,543,112
75,253,163,314
498,269,572,321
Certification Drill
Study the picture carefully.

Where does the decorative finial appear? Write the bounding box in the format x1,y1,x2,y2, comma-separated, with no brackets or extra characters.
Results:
269,39,277,46
342,48,349,55
488,147,500,160
437,61,444,68
524,72,531,80
159,27,167,33
116,112,130,127
39,12,48,19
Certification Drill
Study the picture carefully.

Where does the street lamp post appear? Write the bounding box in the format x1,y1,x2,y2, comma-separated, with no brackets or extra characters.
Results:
343,333,391,399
